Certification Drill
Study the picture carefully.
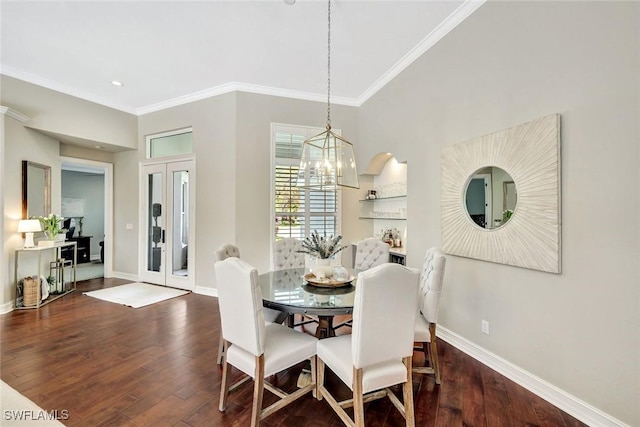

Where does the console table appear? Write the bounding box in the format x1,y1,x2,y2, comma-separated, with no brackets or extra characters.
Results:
62,236,92,264
14,242,77,309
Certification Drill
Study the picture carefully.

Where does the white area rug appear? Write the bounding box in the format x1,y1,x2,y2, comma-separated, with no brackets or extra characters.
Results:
1,381,65,426
83,282,189,308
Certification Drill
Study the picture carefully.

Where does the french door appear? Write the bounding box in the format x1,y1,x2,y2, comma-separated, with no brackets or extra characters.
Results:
140,159,195,290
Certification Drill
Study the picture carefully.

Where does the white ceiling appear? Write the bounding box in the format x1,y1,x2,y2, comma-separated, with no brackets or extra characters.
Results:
1,1,483,116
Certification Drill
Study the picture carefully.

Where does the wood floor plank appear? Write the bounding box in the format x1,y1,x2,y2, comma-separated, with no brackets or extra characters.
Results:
0,278,589,427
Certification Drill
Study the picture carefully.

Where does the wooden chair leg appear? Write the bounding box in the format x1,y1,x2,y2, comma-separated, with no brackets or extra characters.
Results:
316,357,325,401
353,367,365,427
217,335,225,365
429,323,441,384
310,355,317,399
219,348,231,411
402,356,415,427
251,355,265,427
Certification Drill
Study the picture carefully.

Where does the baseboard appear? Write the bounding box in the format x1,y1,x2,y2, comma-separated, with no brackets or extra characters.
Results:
194,286,217,298
0,300,14,314
110,271,139,282
437,326,629,427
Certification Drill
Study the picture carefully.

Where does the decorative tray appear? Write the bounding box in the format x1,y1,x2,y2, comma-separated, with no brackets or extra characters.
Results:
304,273,355,288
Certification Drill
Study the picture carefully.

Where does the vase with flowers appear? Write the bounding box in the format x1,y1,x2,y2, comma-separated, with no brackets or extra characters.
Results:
35,214,65,246
297,230,347,278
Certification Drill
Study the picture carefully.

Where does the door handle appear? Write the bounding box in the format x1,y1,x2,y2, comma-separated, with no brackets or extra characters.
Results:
162,230,166,244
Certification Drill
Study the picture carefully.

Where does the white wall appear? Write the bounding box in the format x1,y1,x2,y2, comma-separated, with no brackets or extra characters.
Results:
357,2,639,425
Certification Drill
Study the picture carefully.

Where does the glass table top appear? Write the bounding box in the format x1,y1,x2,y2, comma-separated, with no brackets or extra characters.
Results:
258,268,358,316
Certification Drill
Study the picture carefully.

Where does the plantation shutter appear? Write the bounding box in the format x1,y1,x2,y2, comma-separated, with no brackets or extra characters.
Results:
273,125,340,241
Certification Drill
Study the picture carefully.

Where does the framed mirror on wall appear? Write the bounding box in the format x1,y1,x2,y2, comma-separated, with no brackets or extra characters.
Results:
465,167,517,230
22,160,51,219
441,114,561,274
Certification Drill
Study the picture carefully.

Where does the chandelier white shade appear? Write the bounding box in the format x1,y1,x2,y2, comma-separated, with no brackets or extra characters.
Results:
18,219,42,248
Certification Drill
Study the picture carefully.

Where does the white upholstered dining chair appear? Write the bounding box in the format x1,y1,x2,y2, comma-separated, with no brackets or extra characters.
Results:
215,257,318,427
214,243,284,365
413,247,446,383
354,237,390,270
316,263,419,427
335,237,390,332
273,237,306,270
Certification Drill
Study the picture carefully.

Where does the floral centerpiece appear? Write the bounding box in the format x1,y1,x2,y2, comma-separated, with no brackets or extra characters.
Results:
35,214,65,240
297,230,347,279
297,230,346,259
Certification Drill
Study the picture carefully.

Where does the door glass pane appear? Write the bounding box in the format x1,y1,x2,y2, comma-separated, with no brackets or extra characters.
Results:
147,173,163,272
149,131,193,159
171,170,189,277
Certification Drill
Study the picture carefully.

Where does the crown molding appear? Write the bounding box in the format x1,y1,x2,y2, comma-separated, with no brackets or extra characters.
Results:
357,0,486,105
135,82,358,115
1,0,485,116
1,66,138,115
0,105,30,122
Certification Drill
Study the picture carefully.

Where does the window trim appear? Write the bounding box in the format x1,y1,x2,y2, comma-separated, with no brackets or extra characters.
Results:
270,123,342,268
145,127,193,160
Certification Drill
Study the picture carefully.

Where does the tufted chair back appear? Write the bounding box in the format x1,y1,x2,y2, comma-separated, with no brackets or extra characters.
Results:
215,244,240,262
419,247,446,323
354,238,390,270
351,263,418,369
273,238,306,271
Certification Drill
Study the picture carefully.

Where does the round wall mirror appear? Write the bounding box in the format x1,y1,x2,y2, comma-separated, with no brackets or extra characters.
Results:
464,166,517,229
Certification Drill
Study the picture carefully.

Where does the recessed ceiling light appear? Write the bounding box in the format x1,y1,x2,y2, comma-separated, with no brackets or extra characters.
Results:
111,80,124,86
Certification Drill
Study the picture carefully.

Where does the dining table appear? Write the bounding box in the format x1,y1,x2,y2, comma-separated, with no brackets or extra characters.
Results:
258,267,358,338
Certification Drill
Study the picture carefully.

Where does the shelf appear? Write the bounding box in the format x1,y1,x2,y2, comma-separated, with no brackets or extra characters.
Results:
14,289,75,310
359,195,407,202
359,217,406,220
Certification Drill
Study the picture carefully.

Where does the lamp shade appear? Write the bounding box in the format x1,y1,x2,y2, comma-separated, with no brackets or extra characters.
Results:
18,219,42,233
297,126,359,191
18,219,41,248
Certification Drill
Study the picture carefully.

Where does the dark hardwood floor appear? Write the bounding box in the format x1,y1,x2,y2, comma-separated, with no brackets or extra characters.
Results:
1,278,587,427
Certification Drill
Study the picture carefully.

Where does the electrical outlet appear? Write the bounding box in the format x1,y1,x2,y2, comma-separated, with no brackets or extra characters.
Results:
126,223,134,230
481,320,490,335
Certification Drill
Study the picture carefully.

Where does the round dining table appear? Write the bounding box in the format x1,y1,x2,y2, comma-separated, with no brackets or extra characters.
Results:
258,267,358,338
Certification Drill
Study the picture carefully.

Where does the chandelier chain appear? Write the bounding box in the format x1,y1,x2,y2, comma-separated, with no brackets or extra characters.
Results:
327,0,331,127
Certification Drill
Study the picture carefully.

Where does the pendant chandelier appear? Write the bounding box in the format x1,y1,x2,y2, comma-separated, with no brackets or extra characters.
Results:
297,0,359,191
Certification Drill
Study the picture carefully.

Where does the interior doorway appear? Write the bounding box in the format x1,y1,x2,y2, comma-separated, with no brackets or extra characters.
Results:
60,157,113,279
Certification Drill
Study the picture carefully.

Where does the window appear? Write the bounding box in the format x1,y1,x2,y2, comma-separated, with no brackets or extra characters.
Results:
272,124,341,243
146,127,193,159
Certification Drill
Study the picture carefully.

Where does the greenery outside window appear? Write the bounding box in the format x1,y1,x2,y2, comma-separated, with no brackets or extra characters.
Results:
272,124,341,243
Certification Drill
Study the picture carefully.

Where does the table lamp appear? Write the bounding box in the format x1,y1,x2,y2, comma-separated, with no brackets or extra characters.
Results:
18,219,42,248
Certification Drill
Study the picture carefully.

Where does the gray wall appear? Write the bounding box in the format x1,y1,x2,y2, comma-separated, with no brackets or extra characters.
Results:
2,116,62,305
1,76,137,150
134,93,238,287
356,2,639,424
61,170,105,258
1,1,638,424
